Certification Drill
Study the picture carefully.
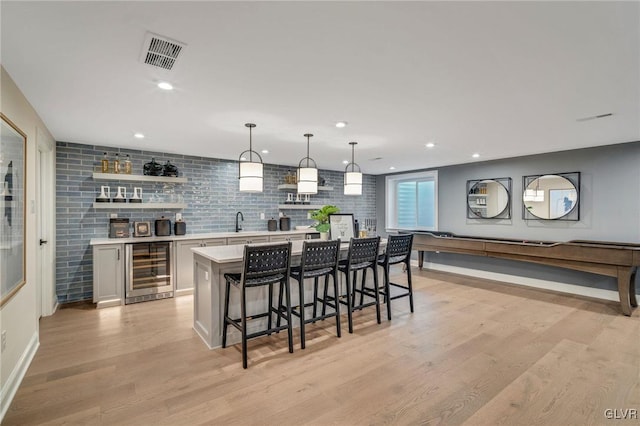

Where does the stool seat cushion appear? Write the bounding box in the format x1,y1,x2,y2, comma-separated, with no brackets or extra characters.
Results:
224,272,286,287
291,266,334,279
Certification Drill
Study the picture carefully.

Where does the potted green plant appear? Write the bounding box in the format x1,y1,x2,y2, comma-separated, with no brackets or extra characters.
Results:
310,205,340,239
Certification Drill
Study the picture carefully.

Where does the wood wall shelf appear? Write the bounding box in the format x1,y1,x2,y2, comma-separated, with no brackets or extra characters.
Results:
93,202,187,209
92,172,187,184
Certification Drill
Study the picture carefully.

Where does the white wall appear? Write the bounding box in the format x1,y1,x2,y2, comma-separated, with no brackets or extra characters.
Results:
0,66,55,421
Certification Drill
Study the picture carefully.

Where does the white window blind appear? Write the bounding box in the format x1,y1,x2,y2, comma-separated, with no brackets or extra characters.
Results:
385,171,438,231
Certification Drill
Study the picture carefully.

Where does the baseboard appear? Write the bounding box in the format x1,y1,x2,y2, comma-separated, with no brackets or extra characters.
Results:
0,332,39,423
413,260,620,302
175,288,194,297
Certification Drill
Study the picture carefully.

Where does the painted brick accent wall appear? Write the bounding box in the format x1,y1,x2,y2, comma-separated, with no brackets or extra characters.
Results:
55,142,376,303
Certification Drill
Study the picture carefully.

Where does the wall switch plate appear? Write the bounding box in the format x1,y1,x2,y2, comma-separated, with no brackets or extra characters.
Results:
260,212,265,220
110,213,118,219
307,212,312,219
176,213,182,221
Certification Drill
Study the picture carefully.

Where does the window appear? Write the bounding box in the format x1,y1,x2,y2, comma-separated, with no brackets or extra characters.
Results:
386,171,438,231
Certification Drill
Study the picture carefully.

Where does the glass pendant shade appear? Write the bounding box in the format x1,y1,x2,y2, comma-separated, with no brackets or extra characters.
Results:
297,133,318,194
344,141,362,195
238,123,263,192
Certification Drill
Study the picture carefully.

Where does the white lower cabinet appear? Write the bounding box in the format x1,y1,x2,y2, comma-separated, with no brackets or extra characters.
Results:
92,243,124,308
175,238,226,294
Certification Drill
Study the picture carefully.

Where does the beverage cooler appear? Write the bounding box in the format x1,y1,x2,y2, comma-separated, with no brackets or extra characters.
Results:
125,241,173,304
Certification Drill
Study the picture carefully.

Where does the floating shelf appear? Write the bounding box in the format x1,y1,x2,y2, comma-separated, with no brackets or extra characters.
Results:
93,202,187,209
92,172,187,184
469,205,487,209
277,204,323,210
468,194,487,197
277,184,333,191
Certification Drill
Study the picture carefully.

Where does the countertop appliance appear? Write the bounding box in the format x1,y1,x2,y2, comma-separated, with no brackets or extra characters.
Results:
109,218,130,238
133,221,151,237
279,215,290,231
267,218,277,231
174,219,186,236
125,241,173,304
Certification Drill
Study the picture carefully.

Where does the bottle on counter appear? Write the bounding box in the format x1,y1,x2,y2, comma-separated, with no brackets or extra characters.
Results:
113,153,121,174
124,154,132,174
101,152,109,173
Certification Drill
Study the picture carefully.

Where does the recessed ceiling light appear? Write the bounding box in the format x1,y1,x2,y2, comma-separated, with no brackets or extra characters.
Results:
342,160,349,165
336,121,348,128
389,166,396,170
425,142,435,148
157,81,173,90
261,149,269,154
133,133,145,139
472,153,480,158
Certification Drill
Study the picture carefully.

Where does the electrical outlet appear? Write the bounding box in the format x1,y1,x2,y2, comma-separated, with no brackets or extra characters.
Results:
260,212,265,220
176,213,182,221
1,330,6,353
307,212,312,219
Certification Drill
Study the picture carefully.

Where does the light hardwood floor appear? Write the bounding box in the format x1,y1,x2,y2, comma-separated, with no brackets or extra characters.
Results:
4,268,640,425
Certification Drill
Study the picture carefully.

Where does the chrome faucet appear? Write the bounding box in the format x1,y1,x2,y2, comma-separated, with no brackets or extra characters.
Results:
235,211,244,232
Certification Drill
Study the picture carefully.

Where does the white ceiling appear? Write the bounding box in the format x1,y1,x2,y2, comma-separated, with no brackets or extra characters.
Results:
2,1,638,175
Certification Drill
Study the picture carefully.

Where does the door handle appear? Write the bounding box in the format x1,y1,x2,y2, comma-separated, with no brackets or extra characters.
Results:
39,239,48,246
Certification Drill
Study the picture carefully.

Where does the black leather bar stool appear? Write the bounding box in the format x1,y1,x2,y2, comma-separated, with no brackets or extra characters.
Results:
376,233,414,320
338,236,381,333
283,239,341,349
222,242,293,369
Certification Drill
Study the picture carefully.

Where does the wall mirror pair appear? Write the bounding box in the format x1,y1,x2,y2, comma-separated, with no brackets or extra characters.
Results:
466,172,580,221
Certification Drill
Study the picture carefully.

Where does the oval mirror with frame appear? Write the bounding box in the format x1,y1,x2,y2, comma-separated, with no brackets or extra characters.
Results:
466,177,511,219
522,172,580,221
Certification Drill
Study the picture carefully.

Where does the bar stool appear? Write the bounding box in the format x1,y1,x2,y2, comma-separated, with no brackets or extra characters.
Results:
338,236,381,333
222,242,293,369
376,233,414,320
283,239,341,349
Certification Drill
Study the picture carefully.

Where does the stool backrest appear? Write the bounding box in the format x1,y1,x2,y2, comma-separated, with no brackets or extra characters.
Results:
347,236,380,266
242,242,292,280
386,233,413,260
300,239,340,272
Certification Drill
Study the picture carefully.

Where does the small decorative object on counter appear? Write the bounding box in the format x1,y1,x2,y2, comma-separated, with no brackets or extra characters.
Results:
129,187,142,203
133,221,152,237
113,153,121,174
174,218,186,236
96,185,110,202
163,160,178,177
267,218,277,231
155,216,171,236
113,186,127,203
279,214,290,231
101,152,109,173
143,158,163,176
124,154,132,174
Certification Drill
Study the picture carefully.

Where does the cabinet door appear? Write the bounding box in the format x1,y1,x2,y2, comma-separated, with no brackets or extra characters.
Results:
269,234,306,242
227,235,270,245
202,238,226,247
175,240,203,293
92,244,124,308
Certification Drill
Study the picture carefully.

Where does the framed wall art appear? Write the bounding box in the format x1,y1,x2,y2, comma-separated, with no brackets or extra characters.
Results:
1,113,27,307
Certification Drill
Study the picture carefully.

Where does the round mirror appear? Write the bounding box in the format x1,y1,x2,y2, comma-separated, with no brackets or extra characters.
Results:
468,179,509,218
523,175,578,219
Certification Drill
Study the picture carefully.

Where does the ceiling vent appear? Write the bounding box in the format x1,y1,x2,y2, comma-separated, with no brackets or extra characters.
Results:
139,32,186,71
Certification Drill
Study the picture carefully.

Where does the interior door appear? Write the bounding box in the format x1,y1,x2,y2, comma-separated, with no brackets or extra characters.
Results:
37,130,55,316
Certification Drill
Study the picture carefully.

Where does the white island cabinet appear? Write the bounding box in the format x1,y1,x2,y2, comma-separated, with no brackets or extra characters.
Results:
92,243,124,308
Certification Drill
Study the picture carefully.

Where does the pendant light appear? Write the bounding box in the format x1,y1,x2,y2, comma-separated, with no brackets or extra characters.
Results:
297,133,318,194
238,123,263,192
344,141,362,195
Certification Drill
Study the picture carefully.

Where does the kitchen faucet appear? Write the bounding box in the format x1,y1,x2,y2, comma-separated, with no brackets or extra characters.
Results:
235,211,244,232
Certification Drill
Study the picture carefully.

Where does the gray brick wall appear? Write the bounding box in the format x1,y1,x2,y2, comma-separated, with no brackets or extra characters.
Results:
56,141,376,303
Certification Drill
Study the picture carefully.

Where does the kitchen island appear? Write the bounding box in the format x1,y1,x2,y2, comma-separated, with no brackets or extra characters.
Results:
191,239,386,349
